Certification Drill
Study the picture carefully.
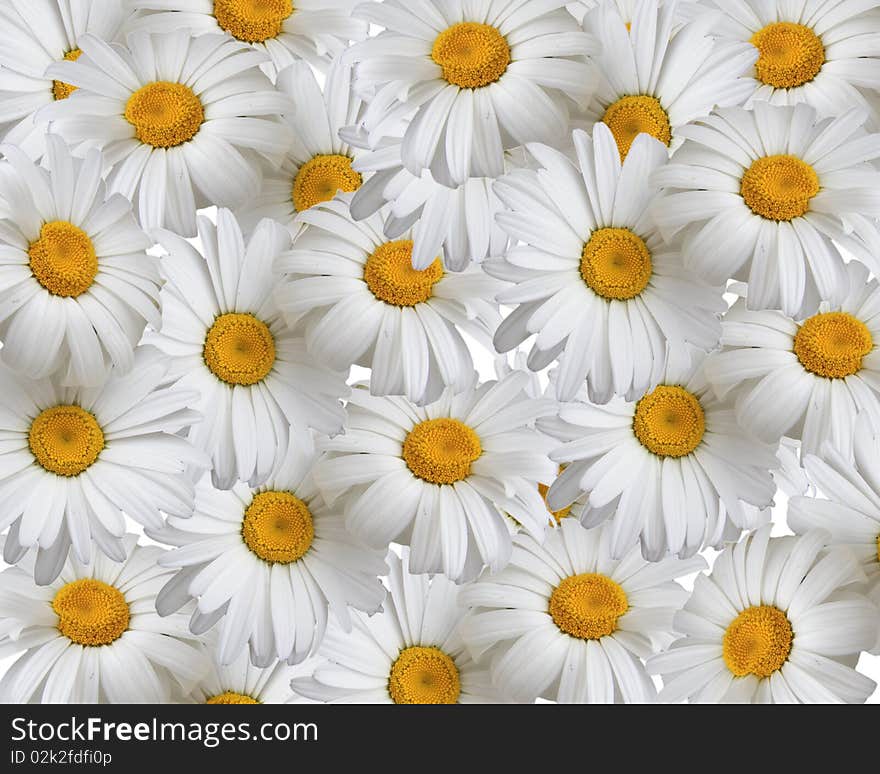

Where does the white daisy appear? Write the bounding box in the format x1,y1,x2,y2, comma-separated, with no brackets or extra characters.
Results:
313,372,558,582
348,0,598,186
183,649,305,704
149,434,386,667
292,549,503,704
652,101,880,317
129,0,368,72
581,0,756,161
149,209,349,490
0,0,130,158
486,124,724,404
0,346,207,584
543,352,779,560
647,525,878,703
0,137,158,385
460,520,704,703
40,30,293,236
274,199,506,405
0,534,207,704
704,262,880,458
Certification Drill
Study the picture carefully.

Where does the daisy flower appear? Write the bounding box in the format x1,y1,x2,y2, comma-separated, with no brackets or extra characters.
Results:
581,0,756,161
652,101,880,317
704,263,880,458
274,199,506,405
647,525,878,703
292,549,503,704
41,30,293,236
313,372,558,582
486,124,724,404
0,346,207,585
183,649,305,704
460,520,704,703
543,352,779,560
348,0,598,186
0,137,158,385
149,209,349,490
149,434,386,667
0,0,130,158
0,535,207,704
129,0,368,72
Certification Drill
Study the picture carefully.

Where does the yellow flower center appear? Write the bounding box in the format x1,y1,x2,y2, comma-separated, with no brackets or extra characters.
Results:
29,405,105,477
548,573,628,640
52,48,82,101
292,154,362,212
793,311,873,379
431,22,511,89
241,490,314,563
633,385,705,458
402,418,482,485
203,313,276,386
388,646,461,704
213,0,293,43
28,220,98,298
363,240,444,307
740,154,819,221
601,95,671,161
722,604,793,678
539,465,572,524
206,691,261,704
580,227,652,300
52,578,129,646
124,81,204,148
751,22,825,89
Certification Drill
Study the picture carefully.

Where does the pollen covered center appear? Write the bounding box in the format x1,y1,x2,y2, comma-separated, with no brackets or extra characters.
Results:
206,691,261,704
549,573,628,640
741,154,819,221
580,227,652,300
363,240,443,307
52,578,129,646
28,220,98,297
431,22,511,89
29,405,105,477
723,604,793,678
292,154,362,212
213,0,293,43
388,646,461,704
241,490,314,563
52,48,82,101
794,311,872,379
751,22,825,89
633,385,705,457
540,465,572,524
601,95,671,160
403,418,481,485
203,312,276,386
125,81,204,148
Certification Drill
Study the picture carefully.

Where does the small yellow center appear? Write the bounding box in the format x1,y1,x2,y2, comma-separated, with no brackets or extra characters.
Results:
539,465,572,524
52,578,129,646
213,0,293,43
601,95,671,161
203,313,276,386
363,240,443,307
241,490,314,563
740,155,819,221
580,227,652,300
292,154,362,212
549,573,628,640
723,604,793,678
751,22,825,89
402,418,481,485
633,385,705,457
52,48,82,101
388,646,461,704
431,22,510,89
206,691,261,704
29,405,104,477
28,220,98,298
124,81,204,148
793,311,872,379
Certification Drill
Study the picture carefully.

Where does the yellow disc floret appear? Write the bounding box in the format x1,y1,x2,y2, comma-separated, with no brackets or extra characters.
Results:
580,227,652,300
203,313,276,386
601,95,671,160
740,154,819,221
28,220,98,297
549,573,628,640
125,81,204,148
431,22,511,89
633,385,706,458
723,604,793,678
793,311,872,379
292,154,362,212
539,465,572,524
751,22,825,89
241,490,314,563
52,578,129,646
29,405,105,477
206,691,261,704
52,48,82,101
388,646,461,704
363,240,443,307
213,0,293,43
402,418,482,485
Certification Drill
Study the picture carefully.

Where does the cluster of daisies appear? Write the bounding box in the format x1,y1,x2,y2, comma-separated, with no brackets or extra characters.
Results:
0,0,879,706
